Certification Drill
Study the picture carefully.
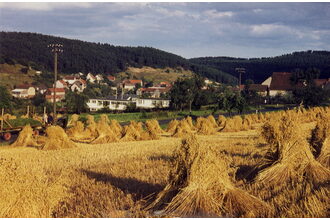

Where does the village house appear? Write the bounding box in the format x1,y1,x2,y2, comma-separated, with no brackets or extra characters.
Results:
86,95,170,112
86,73,96,83
136,98,170,109
136,87,171,98
55,80,68,89
107,75,116,81
261,72,330,97
122,79,143,90
70,79,87,93
95,74,104,83
45,88,66,103
261,72,298,96
86,95,138,111
62,75,80,84
11,84,36,98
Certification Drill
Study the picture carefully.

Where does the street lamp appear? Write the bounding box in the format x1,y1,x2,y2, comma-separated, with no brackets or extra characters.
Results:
48,43,63,125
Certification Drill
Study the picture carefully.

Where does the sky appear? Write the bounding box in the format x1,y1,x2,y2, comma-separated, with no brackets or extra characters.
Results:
1,2,330,59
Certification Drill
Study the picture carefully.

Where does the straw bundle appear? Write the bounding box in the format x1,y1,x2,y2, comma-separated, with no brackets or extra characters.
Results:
309,114,330,168
145,120,159,140
67,114,79,127
167,120,179,133
121,124,142,142
66,121,89,142
257,115,330,186
11,125,39,148
91,115,118,144
217,115,226,127
222,116,243,132
172,120,193,138
110,119,123,137
145,119,163,134
41,126,77,150
206,115,218,128
184,116,195,130
85,115,98,139
196,117,217,135
149,135,271,217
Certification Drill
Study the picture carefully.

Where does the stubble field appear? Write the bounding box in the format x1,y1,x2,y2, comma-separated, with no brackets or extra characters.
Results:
0,108,329,218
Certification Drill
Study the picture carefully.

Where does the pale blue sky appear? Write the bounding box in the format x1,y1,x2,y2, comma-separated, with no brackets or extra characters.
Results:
1,2,330,58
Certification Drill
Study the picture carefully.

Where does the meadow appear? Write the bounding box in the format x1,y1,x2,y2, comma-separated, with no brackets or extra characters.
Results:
0,106,329,218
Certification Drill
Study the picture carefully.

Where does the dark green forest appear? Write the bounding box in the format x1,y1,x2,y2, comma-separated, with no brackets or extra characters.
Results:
1,32,330,85
0,31,237,84
190,51,330,83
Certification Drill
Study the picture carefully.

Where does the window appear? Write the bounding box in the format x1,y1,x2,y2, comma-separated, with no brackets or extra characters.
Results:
97,101,103,106
152,100,157,105
92,100,96,104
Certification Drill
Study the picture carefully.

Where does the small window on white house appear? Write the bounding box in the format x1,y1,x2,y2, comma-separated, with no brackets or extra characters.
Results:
92,100,96,103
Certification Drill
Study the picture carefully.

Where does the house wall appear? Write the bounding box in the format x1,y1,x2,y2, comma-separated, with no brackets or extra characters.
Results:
136,99,170,109
261,77,272,86
269,90,290,97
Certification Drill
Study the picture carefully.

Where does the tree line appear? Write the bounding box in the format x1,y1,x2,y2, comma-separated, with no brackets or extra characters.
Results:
0,31,237,84
190,50,330,83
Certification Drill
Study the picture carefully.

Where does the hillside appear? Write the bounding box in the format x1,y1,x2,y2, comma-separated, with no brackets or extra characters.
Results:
0,63,40,89
0,31,237,85
190,51,330,83
117,66,194,84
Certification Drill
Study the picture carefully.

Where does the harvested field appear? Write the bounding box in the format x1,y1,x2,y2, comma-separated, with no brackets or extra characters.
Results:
0,107,329,218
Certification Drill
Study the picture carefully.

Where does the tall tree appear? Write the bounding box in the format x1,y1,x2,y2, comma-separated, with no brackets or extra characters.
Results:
0,86,12,110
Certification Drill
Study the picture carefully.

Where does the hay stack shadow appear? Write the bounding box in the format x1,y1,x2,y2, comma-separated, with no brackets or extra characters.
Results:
147,135,272,217
82,169,163,201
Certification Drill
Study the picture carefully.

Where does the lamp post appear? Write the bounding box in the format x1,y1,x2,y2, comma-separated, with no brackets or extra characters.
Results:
47,43,63,125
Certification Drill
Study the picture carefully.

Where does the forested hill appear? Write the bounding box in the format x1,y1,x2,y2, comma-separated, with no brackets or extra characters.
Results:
0,31,237,84
190,51,330,83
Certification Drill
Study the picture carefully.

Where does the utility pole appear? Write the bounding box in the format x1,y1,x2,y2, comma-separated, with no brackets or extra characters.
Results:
48,43,63,125
235,67,246,92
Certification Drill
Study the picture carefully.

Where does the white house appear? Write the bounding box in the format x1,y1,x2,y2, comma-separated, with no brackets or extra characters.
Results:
63,75,79,85
55,80,68,89
86,95,170,112
136,98,170,109
11,84,36,98
95,74,104,82
70,79,87,93
87,73,96,83
45,88,66,103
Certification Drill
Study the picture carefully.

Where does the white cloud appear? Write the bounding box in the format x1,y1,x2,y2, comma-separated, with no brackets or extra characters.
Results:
204,9,234,19
0,2,93,11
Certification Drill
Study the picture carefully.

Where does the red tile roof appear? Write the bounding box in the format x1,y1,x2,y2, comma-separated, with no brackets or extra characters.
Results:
79,79,87,84
139,87,171,92
47,88,66,93
123,79,143,85
63,76,76,80
269,72,296,91
242,84,268,92
45,95,65,99
16,84,34,89
107,76,116,81
314,78,330,87
58,80,67,86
